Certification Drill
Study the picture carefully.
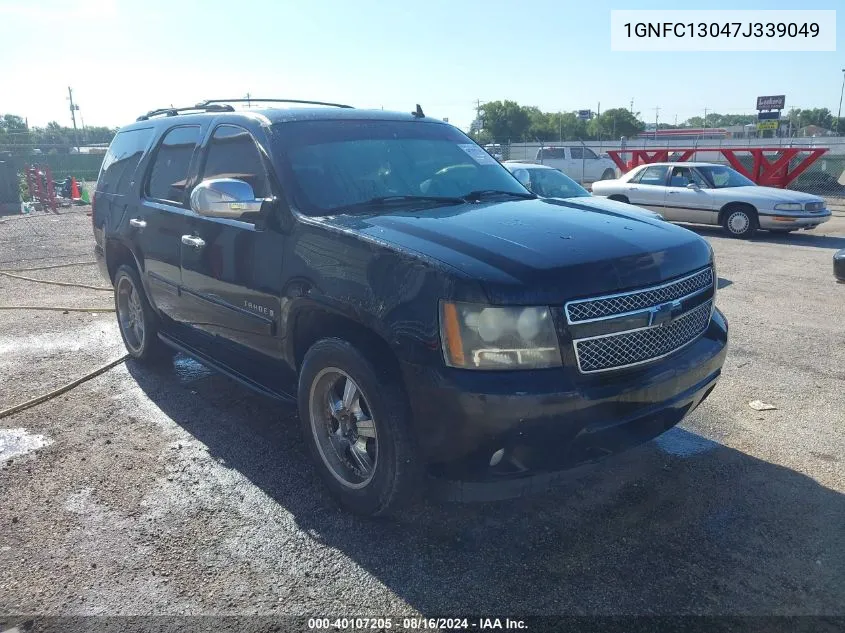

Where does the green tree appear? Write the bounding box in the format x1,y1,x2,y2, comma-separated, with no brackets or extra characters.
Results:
480,100,531,141
787,108,834,131
588,108,645,139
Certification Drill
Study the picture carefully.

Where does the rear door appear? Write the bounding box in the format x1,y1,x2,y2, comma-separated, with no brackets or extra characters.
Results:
93,127,154,258
663,166,718,224
179,124,284,359
134,125,203,318
624,164,669,213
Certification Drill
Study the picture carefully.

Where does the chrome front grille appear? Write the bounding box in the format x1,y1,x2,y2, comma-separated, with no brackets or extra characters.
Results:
805,201,825,212
565,267,713,323
574,300,713,373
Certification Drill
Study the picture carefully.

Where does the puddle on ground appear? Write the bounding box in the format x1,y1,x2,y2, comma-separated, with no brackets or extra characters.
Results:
654,427,719,457
0,427,51,461
172,355,213,384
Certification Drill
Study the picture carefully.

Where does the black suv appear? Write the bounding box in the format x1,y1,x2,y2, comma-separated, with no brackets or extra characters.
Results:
93,99,728,516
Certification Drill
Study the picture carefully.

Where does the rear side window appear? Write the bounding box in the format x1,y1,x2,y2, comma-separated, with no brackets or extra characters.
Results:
539,147,566,160
569,147,583,159
200,125,269,198
146,126,201,204
637,165,670,186
97,127,153,195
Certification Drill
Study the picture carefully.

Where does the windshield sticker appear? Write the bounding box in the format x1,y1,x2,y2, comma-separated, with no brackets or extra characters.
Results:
458,144,499,166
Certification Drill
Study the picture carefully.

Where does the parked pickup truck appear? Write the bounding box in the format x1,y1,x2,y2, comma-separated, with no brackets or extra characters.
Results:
93,101,727,516
506,146,618,185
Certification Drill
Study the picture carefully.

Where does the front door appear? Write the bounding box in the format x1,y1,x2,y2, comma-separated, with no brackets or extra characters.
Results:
179,124,284,360
625,164,669,212
663,166,718,224
135,125,203,319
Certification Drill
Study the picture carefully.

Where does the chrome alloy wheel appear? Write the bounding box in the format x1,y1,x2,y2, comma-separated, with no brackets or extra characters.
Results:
116,275,145,354
308,368,378,489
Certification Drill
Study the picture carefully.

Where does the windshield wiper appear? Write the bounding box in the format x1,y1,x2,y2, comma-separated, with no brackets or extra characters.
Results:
332,195,465,213
461,190,537,202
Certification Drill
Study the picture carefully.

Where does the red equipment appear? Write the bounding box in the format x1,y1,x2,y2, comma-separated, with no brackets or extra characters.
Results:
605,147,828,189
24,164,59,213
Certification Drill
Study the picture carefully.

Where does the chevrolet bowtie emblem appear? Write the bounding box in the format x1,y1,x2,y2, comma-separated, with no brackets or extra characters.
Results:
649,300,683,327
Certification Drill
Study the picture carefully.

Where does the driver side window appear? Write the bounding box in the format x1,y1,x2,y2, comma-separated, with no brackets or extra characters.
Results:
201,125,270,198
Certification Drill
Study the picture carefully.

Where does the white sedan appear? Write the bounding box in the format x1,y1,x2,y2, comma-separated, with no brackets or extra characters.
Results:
591,161,831,238
503,163,664,222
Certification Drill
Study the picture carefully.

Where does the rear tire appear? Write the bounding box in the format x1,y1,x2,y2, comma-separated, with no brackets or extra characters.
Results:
298,338,423,517
721,205,758,239
113,264,173,363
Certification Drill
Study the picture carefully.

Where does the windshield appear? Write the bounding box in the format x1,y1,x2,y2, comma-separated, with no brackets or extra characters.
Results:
528,168,589,198
697,165,755,188
270,120,529,214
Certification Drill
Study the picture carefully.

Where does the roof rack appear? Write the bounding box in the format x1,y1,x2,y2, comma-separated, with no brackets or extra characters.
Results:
195,98,354,109
136,103,234,121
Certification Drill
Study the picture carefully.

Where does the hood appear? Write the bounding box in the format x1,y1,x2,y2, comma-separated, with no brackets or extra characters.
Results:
322,198,712,304
558,195,664,220
727,186,823,203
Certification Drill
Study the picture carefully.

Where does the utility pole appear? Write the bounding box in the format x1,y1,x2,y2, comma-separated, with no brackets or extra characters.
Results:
67,86,80,152
837,69,845,136
245,92,251,108
653,106,660,139
703,108,709,131
630,98,634,113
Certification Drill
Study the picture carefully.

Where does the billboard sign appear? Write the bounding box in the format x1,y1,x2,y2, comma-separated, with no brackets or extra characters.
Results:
756,95,786,110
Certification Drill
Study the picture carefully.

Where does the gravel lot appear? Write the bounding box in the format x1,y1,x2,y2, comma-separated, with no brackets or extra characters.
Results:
1,208,843,619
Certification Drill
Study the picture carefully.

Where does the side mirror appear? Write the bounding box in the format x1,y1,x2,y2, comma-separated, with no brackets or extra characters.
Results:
686,182,700,190
190,178,263,219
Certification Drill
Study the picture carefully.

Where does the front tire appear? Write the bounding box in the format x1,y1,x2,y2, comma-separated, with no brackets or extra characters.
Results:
608,194,629,204
113,264,172,363
297,338,422,517
722,205,758,239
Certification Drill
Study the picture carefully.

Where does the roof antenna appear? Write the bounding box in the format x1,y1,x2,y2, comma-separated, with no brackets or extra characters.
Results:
412,104,425,118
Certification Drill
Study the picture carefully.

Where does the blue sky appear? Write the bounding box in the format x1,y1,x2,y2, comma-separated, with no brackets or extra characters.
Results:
1,0,842,131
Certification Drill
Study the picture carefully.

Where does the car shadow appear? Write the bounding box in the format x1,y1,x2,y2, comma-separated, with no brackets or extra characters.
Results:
717,277,733,290
683,224,845,249
126,357,845,615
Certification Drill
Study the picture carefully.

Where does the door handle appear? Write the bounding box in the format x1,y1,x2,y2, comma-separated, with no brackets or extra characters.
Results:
129,218,147,229
668,191,680,195
181,235,206,249
628,187,639,191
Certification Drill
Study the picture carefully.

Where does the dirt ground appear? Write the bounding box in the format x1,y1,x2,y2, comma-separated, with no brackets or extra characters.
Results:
1,207,843,619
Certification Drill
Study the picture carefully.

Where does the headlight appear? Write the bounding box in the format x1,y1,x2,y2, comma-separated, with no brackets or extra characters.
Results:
440,302,562,370
773,203,802,211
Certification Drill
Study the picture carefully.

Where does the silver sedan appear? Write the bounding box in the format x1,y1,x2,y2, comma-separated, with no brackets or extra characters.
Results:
591,161,831,238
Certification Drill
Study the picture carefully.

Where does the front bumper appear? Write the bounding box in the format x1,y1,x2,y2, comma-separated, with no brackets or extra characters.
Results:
403,309,728,484
758,209,831,231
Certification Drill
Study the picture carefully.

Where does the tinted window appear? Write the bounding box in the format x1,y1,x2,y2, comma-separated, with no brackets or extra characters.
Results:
146,126,201,204
539,147,566,160
201,125,269,197
582,147,598,159
271,120,528,215
98,128,154,194
638,165,669,186
569,147,582,159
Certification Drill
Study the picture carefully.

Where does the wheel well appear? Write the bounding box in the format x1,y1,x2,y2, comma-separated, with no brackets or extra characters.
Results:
719,202,758,225
105,240,137,282
292,308,401,379
608,194,629,203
